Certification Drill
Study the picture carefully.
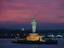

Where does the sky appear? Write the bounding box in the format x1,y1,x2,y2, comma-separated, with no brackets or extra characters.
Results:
0,0,64,29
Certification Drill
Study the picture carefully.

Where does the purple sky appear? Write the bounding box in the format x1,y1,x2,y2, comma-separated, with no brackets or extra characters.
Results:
0,0,64,29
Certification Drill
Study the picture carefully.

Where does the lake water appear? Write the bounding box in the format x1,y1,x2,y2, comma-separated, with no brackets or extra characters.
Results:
0,38,64,48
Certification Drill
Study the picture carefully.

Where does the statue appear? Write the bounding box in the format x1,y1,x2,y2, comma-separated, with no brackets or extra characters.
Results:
31,17,37,33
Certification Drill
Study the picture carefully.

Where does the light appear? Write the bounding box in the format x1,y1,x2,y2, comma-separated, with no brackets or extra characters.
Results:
26,34,40,41
21,28,24,31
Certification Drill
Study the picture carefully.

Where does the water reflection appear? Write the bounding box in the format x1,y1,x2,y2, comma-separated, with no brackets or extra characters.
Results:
0,38,64,48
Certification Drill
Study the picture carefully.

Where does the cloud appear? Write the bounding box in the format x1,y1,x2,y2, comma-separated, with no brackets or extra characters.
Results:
57,16,64,18
0,0,64,24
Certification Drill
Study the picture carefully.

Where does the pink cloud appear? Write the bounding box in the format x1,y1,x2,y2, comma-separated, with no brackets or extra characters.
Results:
0,0,64,24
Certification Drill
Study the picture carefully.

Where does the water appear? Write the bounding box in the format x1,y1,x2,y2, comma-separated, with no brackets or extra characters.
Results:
0,38,64,48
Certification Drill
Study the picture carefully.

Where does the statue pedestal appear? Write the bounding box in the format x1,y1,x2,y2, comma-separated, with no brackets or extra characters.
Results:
26,33,40,41
29,33,38,35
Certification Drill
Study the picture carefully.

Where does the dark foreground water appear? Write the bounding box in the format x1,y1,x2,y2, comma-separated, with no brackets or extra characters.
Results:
0,38,64,48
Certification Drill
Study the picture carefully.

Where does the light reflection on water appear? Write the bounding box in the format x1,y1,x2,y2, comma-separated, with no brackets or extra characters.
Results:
0,38,64,48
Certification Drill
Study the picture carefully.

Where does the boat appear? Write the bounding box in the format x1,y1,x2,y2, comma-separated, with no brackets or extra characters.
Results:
56,35,63,38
